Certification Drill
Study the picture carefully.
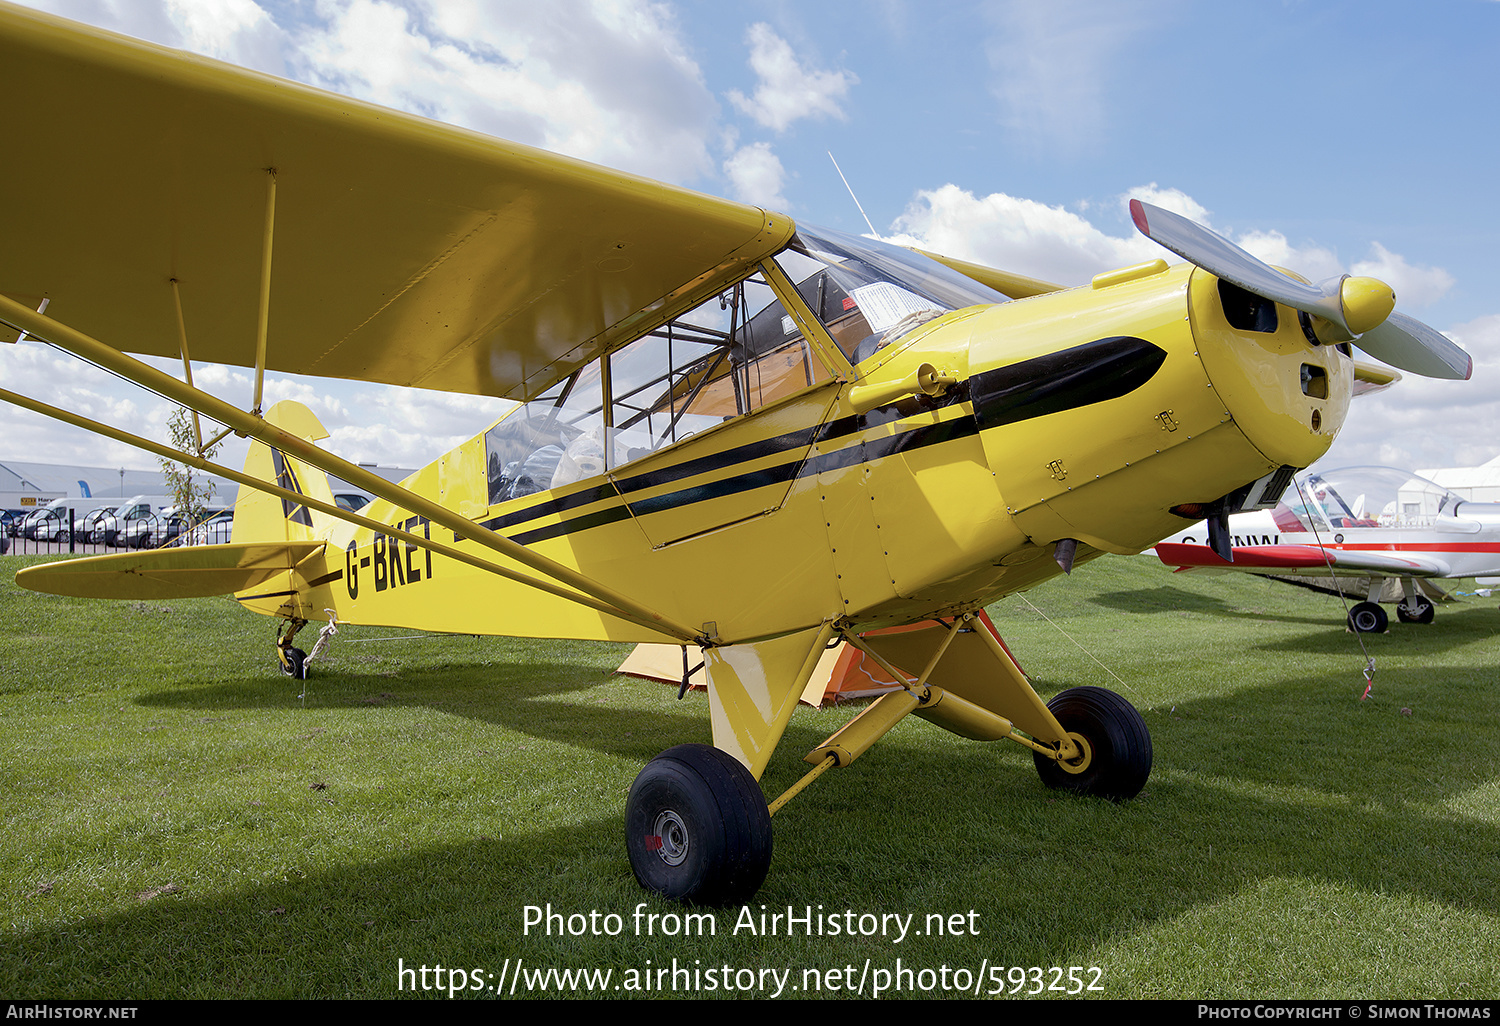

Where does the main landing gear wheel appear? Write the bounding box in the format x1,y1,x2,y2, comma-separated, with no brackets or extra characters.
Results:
279,647,307,680
1348,602,1388,634
1396,596,1435,624
1033,686,1152,801
625,743,772,906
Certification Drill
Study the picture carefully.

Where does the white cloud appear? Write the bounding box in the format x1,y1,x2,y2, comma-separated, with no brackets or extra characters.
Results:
297,0,719,184
889,184,1160,286
1351,242,1454,309
1126,183,1210,225
726,23,856,133
24,0,289,73
24,0,722,186
165,0,287,72
0,342,167,470
893,182,1462,320
723,142,788,211
1233,230,1344,284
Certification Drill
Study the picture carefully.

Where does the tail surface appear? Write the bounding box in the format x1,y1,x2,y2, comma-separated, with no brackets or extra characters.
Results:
14,400,337,604
232,400,336,547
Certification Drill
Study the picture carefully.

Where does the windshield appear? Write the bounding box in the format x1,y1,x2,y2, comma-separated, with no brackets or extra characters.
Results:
775,224,1007,365
1276,466,1464,532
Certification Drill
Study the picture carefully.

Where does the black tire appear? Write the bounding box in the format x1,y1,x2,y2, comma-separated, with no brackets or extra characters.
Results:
279,646,307,680
1348,602,1388,634
625,743,772,906
1033,686,1152,801
1396,596,1435,624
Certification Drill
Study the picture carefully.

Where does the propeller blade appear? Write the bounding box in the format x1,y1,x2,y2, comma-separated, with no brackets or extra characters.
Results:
1349,312,1472,381
1130,198,1471,380
1129,199,1351,334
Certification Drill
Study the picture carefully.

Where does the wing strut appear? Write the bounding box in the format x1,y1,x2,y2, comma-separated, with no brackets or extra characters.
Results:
0,384,687,637
252,168,276,416
0,294,707,645
169,279,204,452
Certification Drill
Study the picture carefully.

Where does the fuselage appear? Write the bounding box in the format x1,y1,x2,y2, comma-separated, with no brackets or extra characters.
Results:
239,235,1355,645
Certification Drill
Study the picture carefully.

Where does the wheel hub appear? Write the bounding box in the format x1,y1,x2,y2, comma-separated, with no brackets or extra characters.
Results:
1055,731,1094,776
651,810,690,866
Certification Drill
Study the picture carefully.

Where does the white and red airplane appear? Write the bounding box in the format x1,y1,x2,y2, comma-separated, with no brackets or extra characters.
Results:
1156,466,1500,632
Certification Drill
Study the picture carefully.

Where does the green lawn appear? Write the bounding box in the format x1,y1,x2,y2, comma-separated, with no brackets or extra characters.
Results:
2,553,1496,999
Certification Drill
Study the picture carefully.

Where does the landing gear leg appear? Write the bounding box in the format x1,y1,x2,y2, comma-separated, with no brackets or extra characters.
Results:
1396,580,1435,624
276,619,309,679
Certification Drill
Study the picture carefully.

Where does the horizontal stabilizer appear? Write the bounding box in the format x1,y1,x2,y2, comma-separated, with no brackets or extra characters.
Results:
15,543,325,599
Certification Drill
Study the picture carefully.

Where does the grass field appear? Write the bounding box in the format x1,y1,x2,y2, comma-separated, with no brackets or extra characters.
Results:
2,552,1497,1000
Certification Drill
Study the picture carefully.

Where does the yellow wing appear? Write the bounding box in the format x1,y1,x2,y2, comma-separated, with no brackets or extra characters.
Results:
911,248,1063,300
0,2,792,400
15,543,325,600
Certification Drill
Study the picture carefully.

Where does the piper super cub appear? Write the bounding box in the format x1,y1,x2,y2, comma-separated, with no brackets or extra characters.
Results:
0,4,1472,904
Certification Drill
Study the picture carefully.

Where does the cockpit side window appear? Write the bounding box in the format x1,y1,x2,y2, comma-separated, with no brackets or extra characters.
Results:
484,269,835,504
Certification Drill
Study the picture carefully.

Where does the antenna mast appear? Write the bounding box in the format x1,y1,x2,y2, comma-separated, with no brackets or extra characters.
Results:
828,152,879,236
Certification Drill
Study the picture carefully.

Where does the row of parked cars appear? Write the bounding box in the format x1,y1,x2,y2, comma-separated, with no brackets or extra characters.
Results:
3,492,371,551
2,497,233,549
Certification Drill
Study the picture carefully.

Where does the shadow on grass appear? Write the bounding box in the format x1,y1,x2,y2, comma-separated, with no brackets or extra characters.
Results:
8,672,1499,998
7,569,1497,997
133,659,713,766
1090,584,1500,642
1088,584,1352,626
1243,605,1500,655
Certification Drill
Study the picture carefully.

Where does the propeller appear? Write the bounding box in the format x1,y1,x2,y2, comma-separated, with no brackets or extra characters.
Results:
1129,199,1472,381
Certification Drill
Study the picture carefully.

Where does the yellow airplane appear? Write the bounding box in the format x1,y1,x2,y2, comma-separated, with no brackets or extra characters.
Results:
0,4,1472,905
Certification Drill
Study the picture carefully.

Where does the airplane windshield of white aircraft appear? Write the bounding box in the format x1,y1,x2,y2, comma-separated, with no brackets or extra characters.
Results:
1273,466,1463,534
483,228,1008,505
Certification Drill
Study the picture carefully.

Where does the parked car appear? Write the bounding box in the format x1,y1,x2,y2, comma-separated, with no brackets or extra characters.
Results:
25,503,115,543
76,506,118,544
26,507,71,542
100,497,161,547
20,499,72,541
129,506,228,548
174,510,234,546
9,510,37,539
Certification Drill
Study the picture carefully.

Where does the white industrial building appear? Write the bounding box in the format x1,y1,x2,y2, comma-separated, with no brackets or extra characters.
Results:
1419,455,1500,503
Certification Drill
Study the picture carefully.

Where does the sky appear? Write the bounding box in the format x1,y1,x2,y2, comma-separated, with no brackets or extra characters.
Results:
4,0,1500,481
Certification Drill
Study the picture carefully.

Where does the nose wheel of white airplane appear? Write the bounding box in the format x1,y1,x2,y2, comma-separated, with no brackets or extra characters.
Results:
1396,596,1435,624
1348,602,1388,634
1033,686,1152,801
625,743,772,906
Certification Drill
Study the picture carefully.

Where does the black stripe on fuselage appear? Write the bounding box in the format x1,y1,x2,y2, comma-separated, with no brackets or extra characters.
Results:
457,335,1165,548
970,335,1166,429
